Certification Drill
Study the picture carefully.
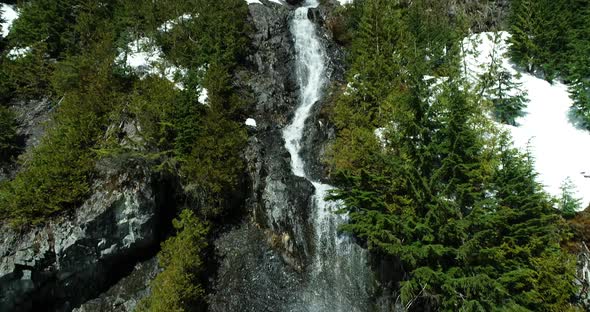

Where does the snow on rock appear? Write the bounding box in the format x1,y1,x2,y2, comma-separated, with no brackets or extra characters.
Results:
1,4,19,38
7,46,31,60
245,118,257,127
198,87,208,105
464,31,590,209
116,37,187,90
158,14,194,32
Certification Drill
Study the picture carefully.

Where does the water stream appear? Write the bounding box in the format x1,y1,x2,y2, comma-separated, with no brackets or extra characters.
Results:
283,1,373,311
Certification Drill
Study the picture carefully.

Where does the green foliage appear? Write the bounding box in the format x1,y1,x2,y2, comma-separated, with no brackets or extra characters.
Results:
330,0,579,310
8,0,79,57
137,209,209,312
478,33,528,125
0,37,125,226
0,44,53,100
558,177,582,218
0,0,250,225
509,0,590,129
155,0,250,69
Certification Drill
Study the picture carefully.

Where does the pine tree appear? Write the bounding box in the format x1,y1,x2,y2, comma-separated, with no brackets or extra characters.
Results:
509,0,540,72
137,209,209,312
558,177,582,218
479,33,528,125
488,69,528,125
567,4,590,129
331,1,578,310
487,137,576,310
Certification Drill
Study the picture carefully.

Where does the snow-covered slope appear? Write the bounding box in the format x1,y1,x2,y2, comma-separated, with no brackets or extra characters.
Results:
1,3,19,38
464,32,590,209
115,16,209,104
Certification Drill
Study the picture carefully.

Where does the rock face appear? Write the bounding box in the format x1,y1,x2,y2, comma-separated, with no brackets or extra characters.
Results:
208,223,303,312
0,98,53,181
239,1,316,269
0,158,164,312
11,98,53,151
576,242,590,309
209,1,352,310
72,257,160,312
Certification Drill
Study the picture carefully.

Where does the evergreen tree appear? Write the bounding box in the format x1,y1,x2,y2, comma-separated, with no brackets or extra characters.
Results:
567,4,590,128
479,33,528,125
558,177,582,218
137,209,209,312
509,0,541,73
331,1,579,310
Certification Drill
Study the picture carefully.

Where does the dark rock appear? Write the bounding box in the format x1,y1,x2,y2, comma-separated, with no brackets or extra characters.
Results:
307,7,322,24
576,242,590,309
0,98,53,181
238,1,316,268
207,223,303,312
73,257,160,312
11,97,53,151
285,0,303,5
0,158,163,312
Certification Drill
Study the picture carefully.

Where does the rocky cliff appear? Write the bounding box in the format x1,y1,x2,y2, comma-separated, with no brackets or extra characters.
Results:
0,156,175,311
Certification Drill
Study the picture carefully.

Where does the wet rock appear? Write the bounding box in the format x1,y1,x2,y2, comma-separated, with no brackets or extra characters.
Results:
285,0,303,5
240,1,316,267
208,223,303,312
0,158,161,312
576,242,590,309
243,2,298,128
300,5,346,183
73,257,160,312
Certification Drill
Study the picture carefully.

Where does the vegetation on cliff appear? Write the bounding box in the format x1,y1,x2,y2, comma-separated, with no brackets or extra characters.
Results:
328,0,581,310
0,0,250,225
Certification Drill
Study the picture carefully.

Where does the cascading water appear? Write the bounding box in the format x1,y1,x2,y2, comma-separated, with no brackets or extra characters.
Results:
283,1,373,311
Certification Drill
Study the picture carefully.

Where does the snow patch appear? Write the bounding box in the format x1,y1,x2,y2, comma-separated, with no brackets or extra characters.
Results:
245,118,257,127
158,14,194,32
198,87,208,105
116,37,187,90
7,46,31,60
464,31,590,209
1,4,19,38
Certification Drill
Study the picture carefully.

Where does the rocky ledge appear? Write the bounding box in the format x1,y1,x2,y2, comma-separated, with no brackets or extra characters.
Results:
0,157,167,312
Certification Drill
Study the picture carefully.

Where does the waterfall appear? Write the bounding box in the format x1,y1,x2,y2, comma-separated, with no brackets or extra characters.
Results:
283,1,373,311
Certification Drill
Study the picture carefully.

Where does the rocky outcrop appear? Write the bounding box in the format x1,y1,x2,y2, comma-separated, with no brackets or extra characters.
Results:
239,1,315,268
0,158,165,312
576,242,590,309
208,223,303,311
11,97,53,151
72,257,160,312
0,98,53,181
300,3,346,183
